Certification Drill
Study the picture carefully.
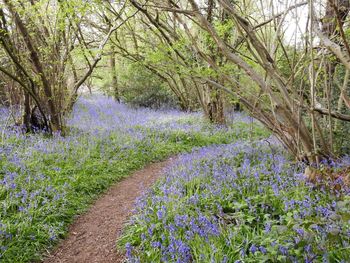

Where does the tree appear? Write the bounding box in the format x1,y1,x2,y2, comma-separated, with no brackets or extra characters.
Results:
184,0,350,162
123,0,350,163
0,0,126,132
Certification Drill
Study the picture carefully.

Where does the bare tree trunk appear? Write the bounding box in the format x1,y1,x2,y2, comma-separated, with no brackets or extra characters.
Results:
4,0,61,132
322,0,350,37
204,0,226,124
22,91,31,131
109,46,120,102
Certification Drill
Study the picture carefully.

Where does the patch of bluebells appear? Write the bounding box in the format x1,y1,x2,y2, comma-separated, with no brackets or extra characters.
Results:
0,95,258,261
121,141,350,262
68,95,205,136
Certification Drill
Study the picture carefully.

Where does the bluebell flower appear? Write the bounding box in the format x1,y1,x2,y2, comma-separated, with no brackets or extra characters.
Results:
250,244,258,254
279,245,288,256
125,243,133,258
259,246,267,254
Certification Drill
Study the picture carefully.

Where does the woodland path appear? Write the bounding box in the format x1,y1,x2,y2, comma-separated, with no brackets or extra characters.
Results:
43,158,174,263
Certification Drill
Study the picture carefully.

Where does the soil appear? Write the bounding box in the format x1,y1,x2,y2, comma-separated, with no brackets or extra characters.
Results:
43,158,174,263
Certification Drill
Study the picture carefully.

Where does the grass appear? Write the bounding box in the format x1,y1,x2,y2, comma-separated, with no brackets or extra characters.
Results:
0,95,268,262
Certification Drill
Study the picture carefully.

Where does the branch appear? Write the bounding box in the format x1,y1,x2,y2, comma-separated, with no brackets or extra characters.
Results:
315,27,350,71
71,10,139,96
144,5,194,15
0,65,49,128
253,1,308,30
313,107,350,121
329,0,350,58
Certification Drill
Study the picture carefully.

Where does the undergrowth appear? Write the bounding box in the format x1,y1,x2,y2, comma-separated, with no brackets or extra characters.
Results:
0,95,267,262
119,141,350,262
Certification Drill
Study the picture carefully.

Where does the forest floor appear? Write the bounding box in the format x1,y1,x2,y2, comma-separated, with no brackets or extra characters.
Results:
120,141,350,262
44,158,174,263
9,95,344,262
1,95,268,262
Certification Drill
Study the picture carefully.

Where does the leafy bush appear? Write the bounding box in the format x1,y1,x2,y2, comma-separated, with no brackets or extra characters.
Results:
118,63,178,109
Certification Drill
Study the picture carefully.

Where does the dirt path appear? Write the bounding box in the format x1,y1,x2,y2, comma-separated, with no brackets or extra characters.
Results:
43,158,174,263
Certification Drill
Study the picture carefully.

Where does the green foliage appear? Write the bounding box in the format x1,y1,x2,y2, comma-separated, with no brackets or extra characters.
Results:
214,19,234,39
118,62,178,108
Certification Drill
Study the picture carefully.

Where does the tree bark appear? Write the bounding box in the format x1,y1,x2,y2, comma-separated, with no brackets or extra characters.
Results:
109,47,120,102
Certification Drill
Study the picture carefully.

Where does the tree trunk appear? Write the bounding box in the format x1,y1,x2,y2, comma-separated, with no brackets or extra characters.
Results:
204,0,226,124
109,47,120,102
204,84,225,124
322,0,350,37
4,0,61,132
22,91,31,131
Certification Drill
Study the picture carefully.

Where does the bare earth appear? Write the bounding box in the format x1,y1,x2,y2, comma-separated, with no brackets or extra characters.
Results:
43,158,174,263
